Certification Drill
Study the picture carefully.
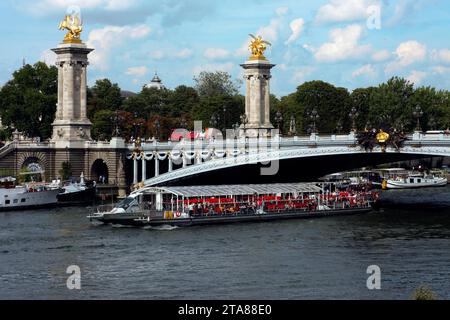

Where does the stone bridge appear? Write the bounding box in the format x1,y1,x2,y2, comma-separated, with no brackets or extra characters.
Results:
125,132,450,186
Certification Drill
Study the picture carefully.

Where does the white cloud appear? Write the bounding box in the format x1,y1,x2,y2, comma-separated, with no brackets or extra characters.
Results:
285,18,305,45
87,24,151,70
406,70,427,85
292,66,315,83
192,62,234,75
235,8,285,57
314,24,371,62
126,66,148,77
315,0,378,23
150,50,165,60
385,40,426,73
431,66,450,75
352,64,377,78
276,6,289,16
204,48,230,60
431,49,450,64
27,0,137,14
174,48,194,59
40,49,56,66
372,50,391,62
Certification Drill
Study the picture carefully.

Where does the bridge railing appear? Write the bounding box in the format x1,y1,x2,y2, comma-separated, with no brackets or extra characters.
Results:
0,141,17,158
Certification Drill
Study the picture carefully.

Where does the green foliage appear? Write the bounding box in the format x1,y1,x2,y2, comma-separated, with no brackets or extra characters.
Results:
1,62,449,141
0,62,57,140
194,71,241,97
411,285,438,300
294,80,351,134
58,161,72,181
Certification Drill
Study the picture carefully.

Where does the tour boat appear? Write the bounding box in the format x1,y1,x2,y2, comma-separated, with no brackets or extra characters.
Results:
88,183,377,227
0,177,60,211
385,173,447,189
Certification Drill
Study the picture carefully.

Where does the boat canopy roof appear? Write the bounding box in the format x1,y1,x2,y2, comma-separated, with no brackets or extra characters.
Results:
132,183,322,198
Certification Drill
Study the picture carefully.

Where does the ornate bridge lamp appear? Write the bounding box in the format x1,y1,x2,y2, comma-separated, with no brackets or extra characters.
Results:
336,120,343,134
180,117,187,129
428,116,436,131
275,111,283,134
154,118,161,141
308,108,319,134
210,114,219,128
349,107,359,132
240,114,248,137
413,105,423,132
222,105,227,134
132,112,142,142
288,115,297,136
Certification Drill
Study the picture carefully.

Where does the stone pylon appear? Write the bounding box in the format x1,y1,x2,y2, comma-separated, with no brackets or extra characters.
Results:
51,42,94,146
240,59,276,137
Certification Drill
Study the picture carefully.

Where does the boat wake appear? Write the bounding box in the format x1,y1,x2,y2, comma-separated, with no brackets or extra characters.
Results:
142,225,179,231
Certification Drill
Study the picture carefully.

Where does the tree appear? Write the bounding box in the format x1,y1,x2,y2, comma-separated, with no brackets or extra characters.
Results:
91,109,115,140
368,77,415,131
194,71,241,97
87,79,123,119
0,62,57,140
295,81,351,134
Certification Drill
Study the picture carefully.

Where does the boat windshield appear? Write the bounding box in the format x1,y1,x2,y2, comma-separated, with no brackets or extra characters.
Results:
116,197,136,209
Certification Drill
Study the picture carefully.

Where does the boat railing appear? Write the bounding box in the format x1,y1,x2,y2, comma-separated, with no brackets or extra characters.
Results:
96,204,115,213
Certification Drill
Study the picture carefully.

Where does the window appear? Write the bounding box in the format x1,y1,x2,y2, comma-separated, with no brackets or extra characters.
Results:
5,200,10,205
21,198,26,203
410,178,414,183
418,179,421,183
13,199,18,204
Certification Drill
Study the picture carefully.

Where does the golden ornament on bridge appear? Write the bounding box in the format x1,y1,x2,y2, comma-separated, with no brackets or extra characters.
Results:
248,34,271,60
59,13,83,43
376,129,390,143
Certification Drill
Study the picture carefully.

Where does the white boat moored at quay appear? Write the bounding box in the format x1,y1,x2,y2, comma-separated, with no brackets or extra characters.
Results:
0,177,60,211
386,173,447,189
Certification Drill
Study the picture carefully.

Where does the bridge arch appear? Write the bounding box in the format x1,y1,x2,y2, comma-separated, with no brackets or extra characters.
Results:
143,145,450,186
90,158,110,184
17,152,48,174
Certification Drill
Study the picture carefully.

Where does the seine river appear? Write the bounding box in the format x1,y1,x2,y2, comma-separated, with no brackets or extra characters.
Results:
0,186,449,300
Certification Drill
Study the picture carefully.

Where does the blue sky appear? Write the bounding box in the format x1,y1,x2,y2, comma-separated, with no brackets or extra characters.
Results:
1,0,450,96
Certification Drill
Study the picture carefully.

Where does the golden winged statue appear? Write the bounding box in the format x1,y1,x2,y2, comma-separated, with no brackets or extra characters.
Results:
59,13,83,43
248,34,271,60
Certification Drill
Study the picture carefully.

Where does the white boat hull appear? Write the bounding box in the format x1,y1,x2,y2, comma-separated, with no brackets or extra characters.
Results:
386,178,447,189
0,188,60,211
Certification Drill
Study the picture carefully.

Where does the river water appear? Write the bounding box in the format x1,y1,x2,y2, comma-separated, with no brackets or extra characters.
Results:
0,186,449,300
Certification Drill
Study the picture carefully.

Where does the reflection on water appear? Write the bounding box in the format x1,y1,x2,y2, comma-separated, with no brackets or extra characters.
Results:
0,186,449,299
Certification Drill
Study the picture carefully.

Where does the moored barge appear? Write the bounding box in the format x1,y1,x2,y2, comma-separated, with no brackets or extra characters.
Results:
88,183,377,227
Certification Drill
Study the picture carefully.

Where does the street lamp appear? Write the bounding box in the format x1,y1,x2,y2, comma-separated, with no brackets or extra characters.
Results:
132,112,141,140
240,114,248,137
289,115,296,136
349,107,359,132
180,117,187,129
413,105,423,132
308,108,319,134
336,120,343,134
222,105,227,133
154,118,161,141
210,114,219,128
428,115,436,131
275,111,283,131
